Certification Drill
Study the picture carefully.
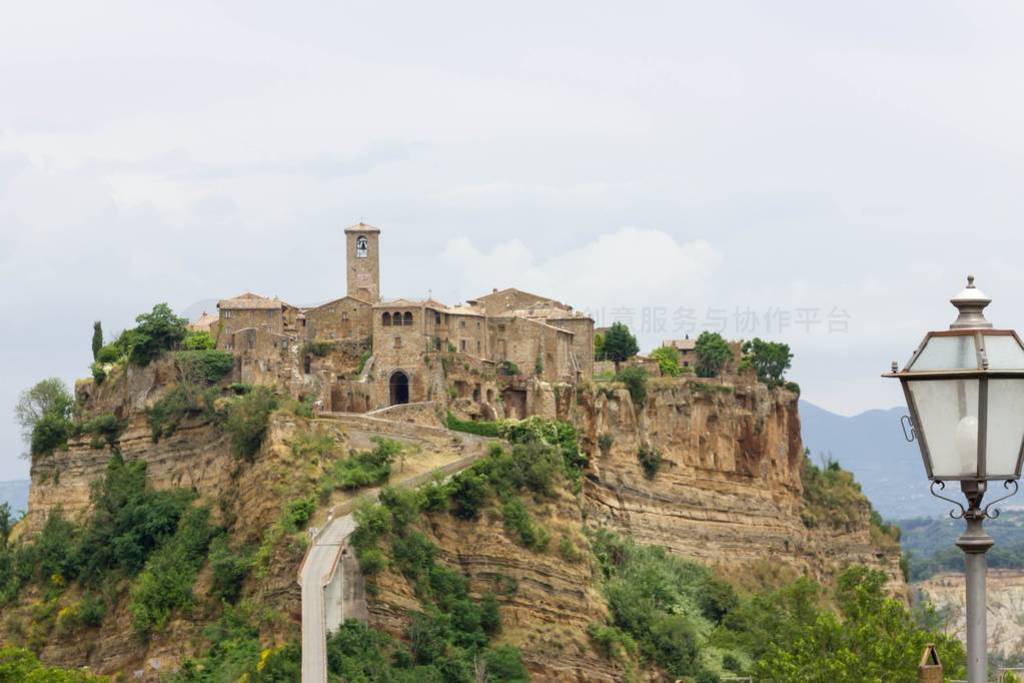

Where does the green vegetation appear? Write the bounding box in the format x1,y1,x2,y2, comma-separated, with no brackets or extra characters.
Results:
129,506,219,635
594,330,606,361
146,383,219,442
72,412,128,449
303,340,335,357
597,432,614,457
694,331,732,378
91,321,103,361
602,322,639,368
356,348,372,375
16,378,75,456
0,646,105,681
223,386,278,461
174,349,233,384
800,452,898,548
899,509,1024,580
319,437,401,494
446,412,502,438
181,330,215,351
614,365,648,407
649,345,682,377
498,360,520,377
637,445,662,479
208,537,254,604
501,498,550,551
116,303,189,365
740,337,793,388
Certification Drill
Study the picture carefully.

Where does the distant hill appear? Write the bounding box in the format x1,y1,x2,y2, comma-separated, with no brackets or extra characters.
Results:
799,400,948,520
0,479,29,517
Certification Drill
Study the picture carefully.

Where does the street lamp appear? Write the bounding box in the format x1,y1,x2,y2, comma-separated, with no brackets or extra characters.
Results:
885,276,1024,683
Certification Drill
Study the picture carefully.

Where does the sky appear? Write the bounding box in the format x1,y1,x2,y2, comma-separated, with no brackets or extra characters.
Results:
4,1,1024,480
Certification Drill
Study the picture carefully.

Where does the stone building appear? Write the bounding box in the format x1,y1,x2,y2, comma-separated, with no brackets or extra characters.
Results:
206,223,595,416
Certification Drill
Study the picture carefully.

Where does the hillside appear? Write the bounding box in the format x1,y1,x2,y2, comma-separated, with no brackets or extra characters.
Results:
0,317,957,680
799,400,948,519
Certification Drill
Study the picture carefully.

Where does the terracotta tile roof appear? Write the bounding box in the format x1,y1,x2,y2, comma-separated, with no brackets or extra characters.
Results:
188,311,218,331
218,293,284,310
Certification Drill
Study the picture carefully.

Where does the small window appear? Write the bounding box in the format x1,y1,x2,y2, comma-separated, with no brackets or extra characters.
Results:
394,336,402,348
224,310,232,319
460,339,467,352
460,320,466,329
476,340,481,353
498,324,505,332
356,235,368,258
342,311,349,321
476,321,481,329
403,311,413,326
382,312,392,326
393,312,402,327
434,311,441,325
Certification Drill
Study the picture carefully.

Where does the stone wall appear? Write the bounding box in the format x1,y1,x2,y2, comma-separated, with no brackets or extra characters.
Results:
304,297,373,342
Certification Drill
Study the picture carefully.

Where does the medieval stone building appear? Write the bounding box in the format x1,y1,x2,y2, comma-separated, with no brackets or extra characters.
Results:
206,223,594,417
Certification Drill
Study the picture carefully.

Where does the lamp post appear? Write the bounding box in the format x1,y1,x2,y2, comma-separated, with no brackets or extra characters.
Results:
885,276,1024,683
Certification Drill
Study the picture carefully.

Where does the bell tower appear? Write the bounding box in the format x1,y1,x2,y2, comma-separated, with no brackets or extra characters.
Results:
345,223,380,302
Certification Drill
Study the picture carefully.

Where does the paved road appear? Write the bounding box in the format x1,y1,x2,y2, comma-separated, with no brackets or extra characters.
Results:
298,425,497,683
300,514,356,683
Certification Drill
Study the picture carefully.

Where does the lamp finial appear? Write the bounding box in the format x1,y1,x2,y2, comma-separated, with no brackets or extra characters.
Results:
950,275,992,329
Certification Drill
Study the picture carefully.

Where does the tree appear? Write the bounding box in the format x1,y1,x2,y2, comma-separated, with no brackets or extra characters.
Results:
693,332,732,378
124,303,188,365
91,321,103,360
615,366,648,408
603,323,639,370
741,337,793,387
15,378,74,455
594,332,606,361
649,346,681,377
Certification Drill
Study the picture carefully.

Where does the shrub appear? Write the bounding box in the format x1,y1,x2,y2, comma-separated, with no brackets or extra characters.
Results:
147,383,218,442
355,349,372,376
449,470,488,520
95,344,122,364
446,412,502,437
123,303,189,365
75,413,128,448
323,438,400,491
30,412,73,456
223,386,278,461
694,331,732,378
174,350,234,384
130,506,218,635
285,496,316,530
303,340,335,357
209,537,252,604
501,498,550,552
650,346,682,377
637,445,662,479
615,366,648,407
597,433,614,457
90,362,106,385
498,360,520,377
181,330,215,350
0,646,106,681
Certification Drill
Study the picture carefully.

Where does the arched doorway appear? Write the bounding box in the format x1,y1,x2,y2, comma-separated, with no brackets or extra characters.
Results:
389,371,410,405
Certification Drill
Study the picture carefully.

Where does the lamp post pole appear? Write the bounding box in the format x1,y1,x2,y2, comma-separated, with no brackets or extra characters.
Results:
956,482,993,683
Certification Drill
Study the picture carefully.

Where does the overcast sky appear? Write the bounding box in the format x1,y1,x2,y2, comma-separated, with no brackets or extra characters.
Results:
4,1,1024,480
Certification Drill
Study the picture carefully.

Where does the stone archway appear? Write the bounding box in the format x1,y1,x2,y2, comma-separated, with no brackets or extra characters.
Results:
389,371,410,406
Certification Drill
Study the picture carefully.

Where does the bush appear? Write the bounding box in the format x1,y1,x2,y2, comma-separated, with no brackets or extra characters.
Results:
322,438,400,491
597,433,614,457
615,366,648,408
208,539,252,605
90,362,106,385
694,331,732,378
147,383,218,442
303,340,335,357
223,386,278,461
0,646,106,681
181,330,215,351
123,303,189,365
17,378,75,456
449,470,488,520
501,498,550,552
129,506,218,635
74,413,128,448
174,350,234,384
637,445,662,479
446,412,502,437
285,496,316,529
95,344,122,364
650,346,682,377
498,360,520,377
30,412,73,456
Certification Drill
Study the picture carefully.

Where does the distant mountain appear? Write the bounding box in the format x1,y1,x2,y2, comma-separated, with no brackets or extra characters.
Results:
0,479,29,517
799,400,949,520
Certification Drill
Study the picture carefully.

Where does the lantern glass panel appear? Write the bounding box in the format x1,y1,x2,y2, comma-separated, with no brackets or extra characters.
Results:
908,378,980,479
910,335,978,371
984,378,1024,479
983,335,1024,370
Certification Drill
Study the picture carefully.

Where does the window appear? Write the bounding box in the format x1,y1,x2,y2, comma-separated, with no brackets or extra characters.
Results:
476,321,481,328
476,340,481,353
460,320,466,329
434,311,441,325
224,310,232,319
498,324,505,332
460,339,467,352
356,235,368,258
394,336,402,348
342,311,348,321
403,311,413,326
382,312,392,326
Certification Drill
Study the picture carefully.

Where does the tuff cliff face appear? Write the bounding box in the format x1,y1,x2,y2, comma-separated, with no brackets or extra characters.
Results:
9,364,902,679
570,377,902,588
916,569,1024,658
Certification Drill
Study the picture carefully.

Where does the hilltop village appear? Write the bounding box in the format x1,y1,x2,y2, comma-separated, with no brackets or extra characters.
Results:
192,223,596,419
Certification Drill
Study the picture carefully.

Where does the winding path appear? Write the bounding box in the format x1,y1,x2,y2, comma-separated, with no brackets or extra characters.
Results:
298,416,495,683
